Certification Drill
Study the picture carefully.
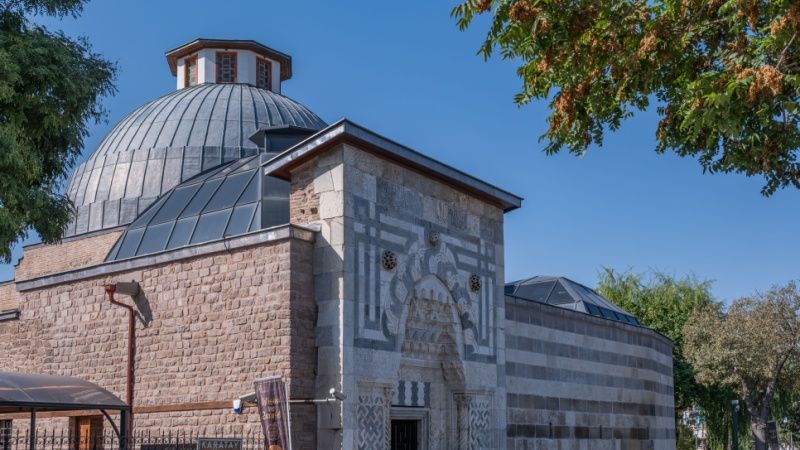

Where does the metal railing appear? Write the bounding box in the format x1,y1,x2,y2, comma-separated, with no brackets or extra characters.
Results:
0,429,270,450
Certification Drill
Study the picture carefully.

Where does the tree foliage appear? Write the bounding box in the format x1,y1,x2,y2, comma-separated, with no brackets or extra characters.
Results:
452,0,800,195
597,269,714,408
596,269,740,449
684,281,800,450
0,0,115,261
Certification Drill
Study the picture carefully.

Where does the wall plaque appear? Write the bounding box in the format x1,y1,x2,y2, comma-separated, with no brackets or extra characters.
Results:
196,438,242,450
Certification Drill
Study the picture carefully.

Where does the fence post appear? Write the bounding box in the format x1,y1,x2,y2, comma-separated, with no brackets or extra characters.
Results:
28,410,35,450
120,410,129,450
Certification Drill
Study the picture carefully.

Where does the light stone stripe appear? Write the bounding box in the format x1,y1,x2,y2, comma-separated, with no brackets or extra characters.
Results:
506,320,673,367
506,375,674,407
506,333,672,376
441,233,480,253
507,301,673,357
506,360,673,396
507,392,674,418
506,307,673,359
505,348,672,387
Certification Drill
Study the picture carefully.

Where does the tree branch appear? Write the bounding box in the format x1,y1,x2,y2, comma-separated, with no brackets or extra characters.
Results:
776,31,797,71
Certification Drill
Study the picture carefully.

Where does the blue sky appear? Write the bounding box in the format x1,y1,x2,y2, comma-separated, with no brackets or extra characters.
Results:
3,1,798,301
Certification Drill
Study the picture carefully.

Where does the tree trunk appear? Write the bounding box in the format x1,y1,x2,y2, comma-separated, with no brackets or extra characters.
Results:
751,415,769,450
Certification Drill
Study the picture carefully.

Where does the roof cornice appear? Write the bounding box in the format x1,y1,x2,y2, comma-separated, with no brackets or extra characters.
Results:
261,119,524,213
15,224,316,292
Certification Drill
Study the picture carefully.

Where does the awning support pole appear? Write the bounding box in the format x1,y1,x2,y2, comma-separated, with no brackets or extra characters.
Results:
120,409,130,450
100,409,121,440
28,409,35,450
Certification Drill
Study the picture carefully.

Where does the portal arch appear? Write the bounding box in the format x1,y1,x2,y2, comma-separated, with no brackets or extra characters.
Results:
393,274,468,449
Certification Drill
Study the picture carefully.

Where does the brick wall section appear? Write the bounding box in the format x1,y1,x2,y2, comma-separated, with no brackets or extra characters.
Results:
289,159,321,225
505,296,676,450
0,235,317,448
0,282,18,312
288,237,317,449
14,231,122,281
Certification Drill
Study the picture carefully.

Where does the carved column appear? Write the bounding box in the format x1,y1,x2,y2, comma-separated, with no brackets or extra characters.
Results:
454,393,473,450
383,386,393,450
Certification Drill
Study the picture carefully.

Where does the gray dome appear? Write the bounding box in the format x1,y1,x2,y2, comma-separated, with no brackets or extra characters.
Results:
64,83,326,237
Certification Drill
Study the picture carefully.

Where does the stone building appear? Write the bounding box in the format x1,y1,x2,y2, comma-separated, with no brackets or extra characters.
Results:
0,39,675,450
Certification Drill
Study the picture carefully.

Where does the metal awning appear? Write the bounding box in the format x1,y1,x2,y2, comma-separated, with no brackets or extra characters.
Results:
0,372,128,413
0,372,130,450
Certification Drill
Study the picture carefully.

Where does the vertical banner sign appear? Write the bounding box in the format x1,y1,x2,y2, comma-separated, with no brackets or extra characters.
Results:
254,376,292,450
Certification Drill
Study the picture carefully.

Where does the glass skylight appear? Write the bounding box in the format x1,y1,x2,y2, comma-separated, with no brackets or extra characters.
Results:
506,276,641,326
106,156,288,261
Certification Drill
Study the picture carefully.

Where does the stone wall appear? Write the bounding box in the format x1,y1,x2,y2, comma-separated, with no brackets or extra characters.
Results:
0,282,18,312
287,147,345,449
289,156,323,225
505,296,676,450
14,230,122,281
0,232,317,449
288,142,508,449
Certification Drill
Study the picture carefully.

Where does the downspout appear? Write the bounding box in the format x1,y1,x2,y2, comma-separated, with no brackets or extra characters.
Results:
104,282,140,438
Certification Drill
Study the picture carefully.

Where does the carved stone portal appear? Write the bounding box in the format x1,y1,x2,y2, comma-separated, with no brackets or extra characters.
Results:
398,275,468,449
356,275,493,449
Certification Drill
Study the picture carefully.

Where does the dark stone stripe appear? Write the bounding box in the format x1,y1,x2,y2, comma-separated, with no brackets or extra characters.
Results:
506,361,674,396
505,300,673,357
397,380,406,405
507,393,673,417
507,424,675,441
506,333,673,377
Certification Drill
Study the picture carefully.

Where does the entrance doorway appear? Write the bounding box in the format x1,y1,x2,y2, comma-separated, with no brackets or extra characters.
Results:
391,420,420,450
73,416,102,450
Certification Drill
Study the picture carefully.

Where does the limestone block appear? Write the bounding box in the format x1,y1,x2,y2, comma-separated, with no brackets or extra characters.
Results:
319,191,343,220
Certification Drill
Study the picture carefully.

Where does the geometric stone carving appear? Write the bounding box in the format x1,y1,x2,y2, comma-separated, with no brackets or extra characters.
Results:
469,395,492,450
401,278,466,386
392,380,430,407
428,230,440,247
469,274,481,292
381,250,397,271
453,393,493,450
357,388,391,450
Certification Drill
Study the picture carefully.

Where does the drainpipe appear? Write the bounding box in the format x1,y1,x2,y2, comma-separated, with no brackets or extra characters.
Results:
104,282,140,438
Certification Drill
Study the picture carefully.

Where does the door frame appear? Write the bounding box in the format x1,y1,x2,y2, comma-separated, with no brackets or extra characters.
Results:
390,407,429,450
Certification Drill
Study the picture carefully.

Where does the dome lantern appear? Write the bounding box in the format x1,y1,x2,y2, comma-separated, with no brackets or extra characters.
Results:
62,37,325,238
165,38,292,93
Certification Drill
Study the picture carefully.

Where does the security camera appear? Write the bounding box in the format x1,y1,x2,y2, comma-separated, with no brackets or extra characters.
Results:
232,399,243,414
329,388,346,401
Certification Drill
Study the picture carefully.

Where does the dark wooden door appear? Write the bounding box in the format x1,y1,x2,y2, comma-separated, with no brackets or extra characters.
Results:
391,420,419,450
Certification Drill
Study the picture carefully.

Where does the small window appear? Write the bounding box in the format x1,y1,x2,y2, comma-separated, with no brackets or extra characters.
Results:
184,55,198,87
257,58,272,90
216,52,237,83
